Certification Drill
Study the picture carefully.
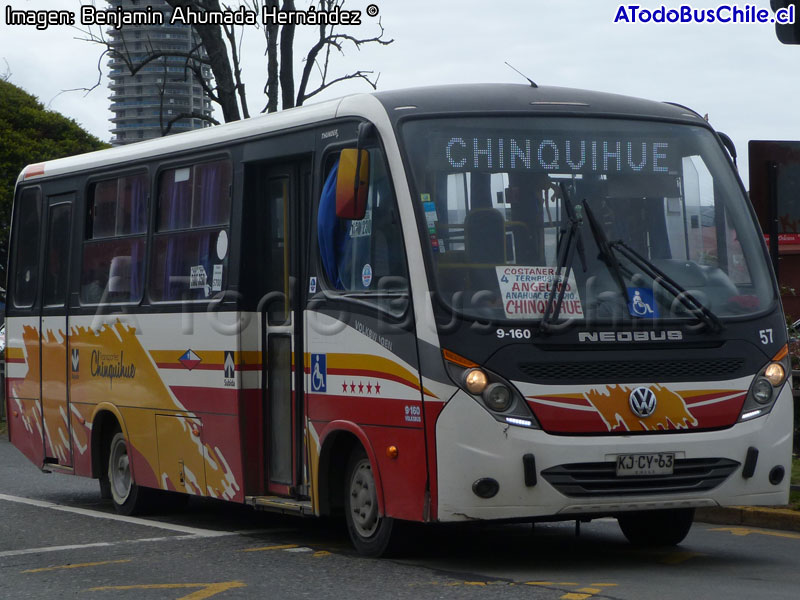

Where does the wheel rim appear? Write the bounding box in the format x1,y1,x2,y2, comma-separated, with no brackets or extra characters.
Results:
109,436,132,504
349,458,380,538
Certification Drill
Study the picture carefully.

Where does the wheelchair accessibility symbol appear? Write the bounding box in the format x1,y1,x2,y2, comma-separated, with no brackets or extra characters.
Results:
627,288,659,318
311,354,327,393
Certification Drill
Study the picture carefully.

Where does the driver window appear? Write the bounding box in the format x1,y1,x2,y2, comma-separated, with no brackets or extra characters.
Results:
316,148,409,313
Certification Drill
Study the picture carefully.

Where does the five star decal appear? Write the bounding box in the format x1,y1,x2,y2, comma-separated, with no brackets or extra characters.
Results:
340,380,381,395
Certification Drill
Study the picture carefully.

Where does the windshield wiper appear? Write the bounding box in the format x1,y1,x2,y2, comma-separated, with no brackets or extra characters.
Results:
540,183,586,332
608,239,723,333
581,199,629,301
581,199,722,333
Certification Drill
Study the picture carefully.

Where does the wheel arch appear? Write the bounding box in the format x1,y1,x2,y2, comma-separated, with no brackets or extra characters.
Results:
90,403,129,480
316,421,385,518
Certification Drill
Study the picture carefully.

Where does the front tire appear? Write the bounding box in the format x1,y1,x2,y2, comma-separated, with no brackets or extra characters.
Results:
617,508,694,546
344,447,395,557
107,431,151,515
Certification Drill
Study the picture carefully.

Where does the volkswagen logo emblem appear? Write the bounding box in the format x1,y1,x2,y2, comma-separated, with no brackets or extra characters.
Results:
629,386,658,418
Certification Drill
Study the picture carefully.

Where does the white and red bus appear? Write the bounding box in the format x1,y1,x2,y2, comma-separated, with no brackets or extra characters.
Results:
5,84,792,555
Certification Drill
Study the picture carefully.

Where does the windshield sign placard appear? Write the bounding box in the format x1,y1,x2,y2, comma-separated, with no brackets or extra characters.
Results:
496,266,584,320
438,133,678,175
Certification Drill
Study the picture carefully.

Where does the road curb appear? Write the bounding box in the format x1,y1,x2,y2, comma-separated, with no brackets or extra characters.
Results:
697,506,800,533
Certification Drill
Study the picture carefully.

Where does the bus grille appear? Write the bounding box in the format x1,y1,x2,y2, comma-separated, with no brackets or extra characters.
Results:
540,458,740,497
517,358,745,383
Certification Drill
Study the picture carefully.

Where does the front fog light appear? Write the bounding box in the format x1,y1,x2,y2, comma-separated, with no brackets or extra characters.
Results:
764,363,786,386
464,369,488,394
483,383,512,412
753,378,773,404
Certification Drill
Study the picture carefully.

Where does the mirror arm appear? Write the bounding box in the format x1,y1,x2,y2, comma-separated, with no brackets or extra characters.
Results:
353,122,376,199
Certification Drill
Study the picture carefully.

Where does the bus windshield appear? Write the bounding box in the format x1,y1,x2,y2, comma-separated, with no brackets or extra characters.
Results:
401,117,775,324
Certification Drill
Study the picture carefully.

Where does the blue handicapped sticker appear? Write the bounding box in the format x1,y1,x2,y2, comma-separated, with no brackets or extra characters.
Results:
627,287,659,318
311,353,327,392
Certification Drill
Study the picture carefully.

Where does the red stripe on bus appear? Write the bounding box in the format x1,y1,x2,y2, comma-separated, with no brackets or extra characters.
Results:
23,163,45,179
156,362,261,371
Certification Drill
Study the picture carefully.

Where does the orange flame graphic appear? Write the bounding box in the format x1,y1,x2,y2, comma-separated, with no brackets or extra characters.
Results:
585,384,698,432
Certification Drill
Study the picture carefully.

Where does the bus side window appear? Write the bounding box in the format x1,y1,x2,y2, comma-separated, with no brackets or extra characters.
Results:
11,187,42,309
81,174,148,304
317,149,409,313
43,202,72,307
150,159,232,302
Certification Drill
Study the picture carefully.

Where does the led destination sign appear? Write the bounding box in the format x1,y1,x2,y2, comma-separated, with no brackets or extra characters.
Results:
438,134,678,175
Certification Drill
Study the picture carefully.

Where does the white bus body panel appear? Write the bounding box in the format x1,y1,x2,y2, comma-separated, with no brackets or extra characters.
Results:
435,386,792,521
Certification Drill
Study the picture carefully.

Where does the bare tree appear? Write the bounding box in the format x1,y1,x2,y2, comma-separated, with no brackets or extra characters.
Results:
0,59,11,83
77,0,392,134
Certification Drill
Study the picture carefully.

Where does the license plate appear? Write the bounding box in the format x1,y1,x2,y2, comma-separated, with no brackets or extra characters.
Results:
615,453,675,477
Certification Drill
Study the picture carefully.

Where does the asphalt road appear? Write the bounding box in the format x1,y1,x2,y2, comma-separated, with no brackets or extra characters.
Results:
2,437,800,600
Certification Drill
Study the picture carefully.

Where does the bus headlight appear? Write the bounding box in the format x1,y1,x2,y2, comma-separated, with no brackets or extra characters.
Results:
752,378,773,404
764,362,786,386
464,369,488,394
739,345,790,422
483,383,512,412
442,349,540,429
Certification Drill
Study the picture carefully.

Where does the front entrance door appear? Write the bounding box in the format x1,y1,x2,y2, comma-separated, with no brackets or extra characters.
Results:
257,163,308,496
40,195,73,467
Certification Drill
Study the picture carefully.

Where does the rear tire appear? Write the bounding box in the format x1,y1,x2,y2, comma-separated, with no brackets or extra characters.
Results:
107,431,151,515
617,508,694,546
344,447,395,557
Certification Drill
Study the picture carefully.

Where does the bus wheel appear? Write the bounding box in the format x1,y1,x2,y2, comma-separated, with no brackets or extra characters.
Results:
617,508,694,546
344,447,394,557
107,431,150,515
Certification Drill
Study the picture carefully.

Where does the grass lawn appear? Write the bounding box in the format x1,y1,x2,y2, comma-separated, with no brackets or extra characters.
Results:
791,456,800,510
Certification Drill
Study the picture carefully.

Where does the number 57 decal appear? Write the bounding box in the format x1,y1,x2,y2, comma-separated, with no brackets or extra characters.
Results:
759,328,773,345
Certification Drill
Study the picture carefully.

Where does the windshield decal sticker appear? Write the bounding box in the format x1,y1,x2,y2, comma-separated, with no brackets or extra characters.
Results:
349,209,372,238
190,265,207,289
496,266,584,319
423,195,445,253
361,263,373,288
212,264,223,292
627,287,659,318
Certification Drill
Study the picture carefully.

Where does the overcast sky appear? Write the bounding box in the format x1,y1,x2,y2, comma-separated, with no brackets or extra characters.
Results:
2,0,799,188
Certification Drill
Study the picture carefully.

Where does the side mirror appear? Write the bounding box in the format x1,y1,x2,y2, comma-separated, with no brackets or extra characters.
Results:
336,148,369,220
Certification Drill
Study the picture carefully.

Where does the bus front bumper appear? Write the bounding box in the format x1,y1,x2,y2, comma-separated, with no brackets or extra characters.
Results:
434,386,793,522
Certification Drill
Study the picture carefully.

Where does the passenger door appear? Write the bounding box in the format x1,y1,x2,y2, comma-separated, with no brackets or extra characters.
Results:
257,163,310,496
40,194,74,467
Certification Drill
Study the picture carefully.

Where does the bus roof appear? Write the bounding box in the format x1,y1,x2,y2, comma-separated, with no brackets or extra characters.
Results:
17,84,706,185
370,83,706,125
16,96,346,185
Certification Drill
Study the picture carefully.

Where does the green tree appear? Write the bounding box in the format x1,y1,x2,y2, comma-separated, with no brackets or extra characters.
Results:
0,80,109,288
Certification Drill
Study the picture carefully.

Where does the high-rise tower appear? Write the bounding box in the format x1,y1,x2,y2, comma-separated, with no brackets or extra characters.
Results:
107,0,213,145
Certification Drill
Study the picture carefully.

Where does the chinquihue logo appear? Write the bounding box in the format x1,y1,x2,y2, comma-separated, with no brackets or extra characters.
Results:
90,350,136,388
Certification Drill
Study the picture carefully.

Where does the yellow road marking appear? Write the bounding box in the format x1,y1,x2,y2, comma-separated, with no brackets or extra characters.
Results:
23,559,132,573
87,581,246,600
312,551,331,558
240,543,299,552
709,526,800,540
525,581,617,599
